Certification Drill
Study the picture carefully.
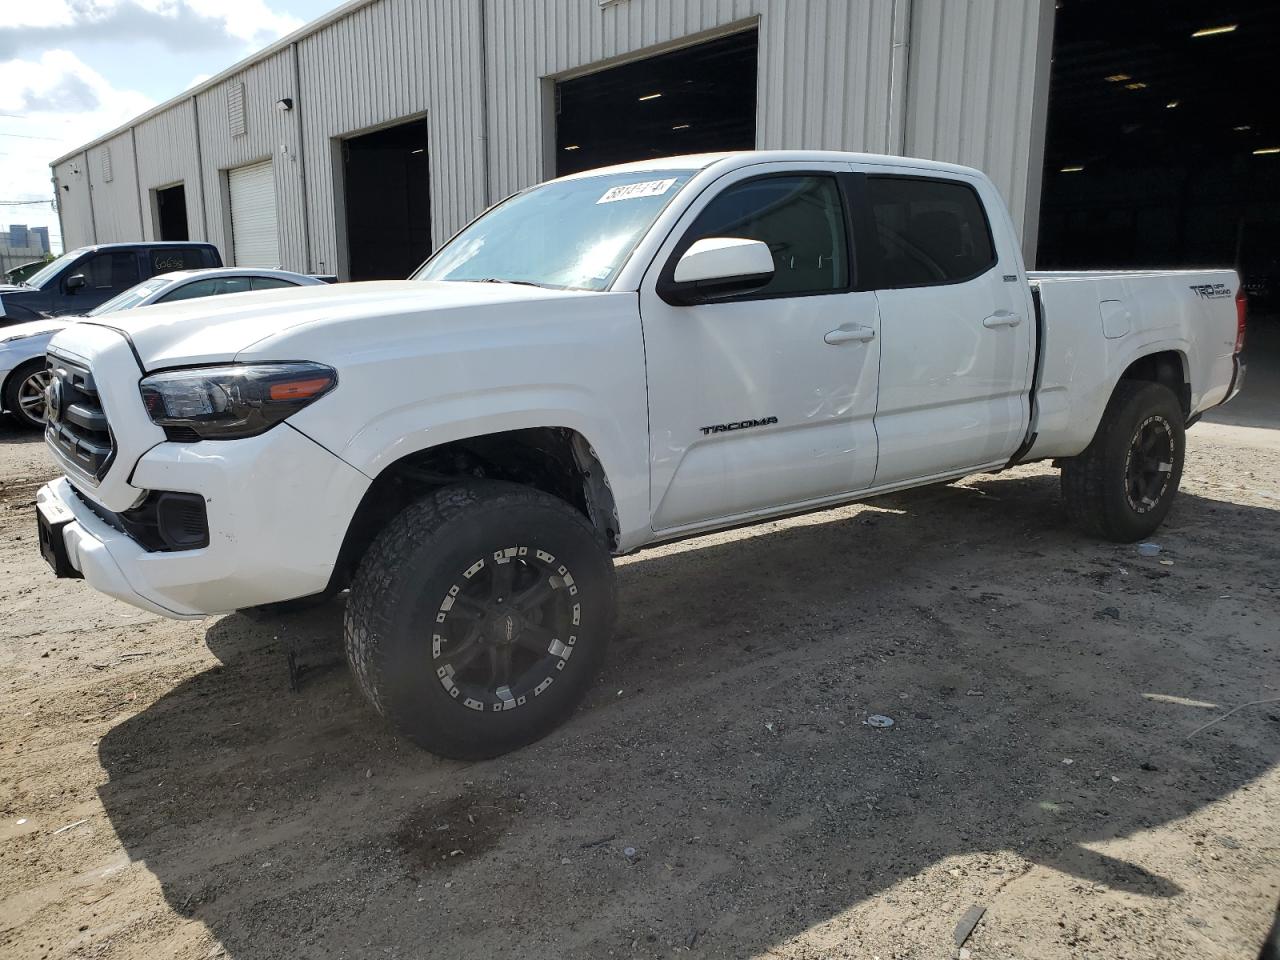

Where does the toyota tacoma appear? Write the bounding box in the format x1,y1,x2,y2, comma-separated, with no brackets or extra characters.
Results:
34,151,1246,758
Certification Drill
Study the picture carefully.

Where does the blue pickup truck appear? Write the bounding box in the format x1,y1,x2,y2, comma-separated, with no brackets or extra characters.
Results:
0,242,221,326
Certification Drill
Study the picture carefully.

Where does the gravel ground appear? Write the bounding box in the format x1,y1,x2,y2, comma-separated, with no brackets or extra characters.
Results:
1,324,1277,960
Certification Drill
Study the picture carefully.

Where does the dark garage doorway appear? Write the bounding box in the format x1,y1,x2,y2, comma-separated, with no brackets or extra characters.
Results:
155,183,188,241
555,29,758,177
342,117,431,281
1038,0,1280,306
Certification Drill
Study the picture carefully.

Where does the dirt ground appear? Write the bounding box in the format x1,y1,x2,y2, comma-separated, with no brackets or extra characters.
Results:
1,326,1278,960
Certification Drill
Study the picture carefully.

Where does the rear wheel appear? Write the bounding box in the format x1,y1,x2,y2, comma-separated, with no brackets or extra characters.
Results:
1061,380,1185,542
4,360,51,430
344,481,616,759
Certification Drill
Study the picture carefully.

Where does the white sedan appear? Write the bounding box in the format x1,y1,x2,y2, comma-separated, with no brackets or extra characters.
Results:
1,268,326,429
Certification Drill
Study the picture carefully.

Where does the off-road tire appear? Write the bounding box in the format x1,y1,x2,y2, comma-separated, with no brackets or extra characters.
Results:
4,359,50,430
1061,380,1185,542
344,480,616,759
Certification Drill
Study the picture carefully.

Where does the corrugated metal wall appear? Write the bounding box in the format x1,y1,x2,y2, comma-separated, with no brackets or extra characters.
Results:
485,0,898,200
905,0,1054,250
194,49,306,270
134,99,205,241
52,0,1053,268
83,131,143,243
297,0,486,274
52,157,95,249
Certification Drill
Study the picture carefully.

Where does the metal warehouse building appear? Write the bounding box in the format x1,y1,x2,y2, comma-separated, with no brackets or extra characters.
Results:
49,0,1278,284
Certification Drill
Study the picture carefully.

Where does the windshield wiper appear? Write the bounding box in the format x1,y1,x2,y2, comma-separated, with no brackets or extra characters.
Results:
473,277,548,288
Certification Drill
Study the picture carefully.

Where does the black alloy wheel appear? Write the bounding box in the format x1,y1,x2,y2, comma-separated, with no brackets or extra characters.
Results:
1124,414,1175,515
432,546,581,712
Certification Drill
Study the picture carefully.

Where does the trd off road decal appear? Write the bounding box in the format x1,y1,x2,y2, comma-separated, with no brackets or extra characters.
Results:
699,416,779,436
1189,282,1231,300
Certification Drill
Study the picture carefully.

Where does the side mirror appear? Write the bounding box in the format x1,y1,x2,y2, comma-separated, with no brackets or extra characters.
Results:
662,237,774,305
65,273,86,293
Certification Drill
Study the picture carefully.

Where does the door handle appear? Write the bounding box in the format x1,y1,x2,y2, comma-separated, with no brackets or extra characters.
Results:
824,324,876,345
983,311,1022,328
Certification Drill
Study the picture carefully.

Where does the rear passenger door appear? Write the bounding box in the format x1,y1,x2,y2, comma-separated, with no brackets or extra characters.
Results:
858,172,1034,486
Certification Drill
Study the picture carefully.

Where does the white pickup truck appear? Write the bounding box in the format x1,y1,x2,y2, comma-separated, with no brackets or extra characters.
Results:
35,150,1246,758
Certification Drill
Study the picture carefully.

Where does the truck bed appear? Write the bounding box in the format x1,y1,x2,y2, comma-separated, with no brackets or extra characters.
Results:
1024,268,1240,461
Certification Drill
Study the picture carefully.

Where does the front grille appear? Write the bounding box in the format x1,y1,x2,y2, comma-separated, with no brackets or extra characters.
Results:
45,355,115,480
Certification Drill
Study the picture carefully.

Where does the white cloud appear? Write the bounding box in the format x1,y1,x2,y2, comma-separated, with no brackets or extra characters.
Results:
0,0,307,250
0,1,306,58
181,0,304,46
0,51,155,250
3,1,77,30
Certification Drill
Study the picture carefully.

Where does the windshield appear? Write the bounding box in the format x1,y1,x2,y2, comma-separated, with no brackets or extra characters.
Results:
23,250,84,289
89,276,171,316
415,170,696,291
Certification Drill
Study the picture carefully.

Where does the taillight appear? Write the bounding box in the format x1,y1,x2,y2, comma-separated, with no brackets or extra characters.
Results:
1235,287,1247,354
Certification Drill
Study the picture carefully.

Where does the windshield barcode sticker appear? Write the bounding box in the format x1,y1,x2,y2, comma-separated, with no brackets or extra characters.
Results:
597,178,678,204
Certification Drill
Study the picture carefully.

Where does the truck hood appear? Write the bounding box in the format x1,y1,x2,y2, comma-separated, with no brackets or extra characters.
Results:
0,284,43,299
59,280,598,370
0,285,48,321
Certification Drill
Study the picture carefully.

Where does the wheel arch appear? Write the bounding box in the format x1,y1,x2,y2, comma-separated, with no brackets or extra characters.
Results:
327,425,621,593
1117,348,1191,418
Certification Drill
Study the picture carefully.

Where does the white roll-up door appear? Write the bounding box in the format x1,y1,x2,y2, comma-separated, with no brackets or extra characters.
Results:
228,160,279,267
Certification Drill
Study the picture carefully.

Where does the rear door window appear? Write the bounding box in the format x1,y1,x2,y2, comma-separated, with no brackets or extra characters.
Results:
149,247,209,276
250,276,298,291
157,276,253,302
863,177,996,288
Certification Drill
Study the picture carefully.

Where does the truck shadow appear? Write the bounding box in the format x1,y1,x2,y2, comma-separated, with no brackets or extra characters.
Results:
95,470,1280,958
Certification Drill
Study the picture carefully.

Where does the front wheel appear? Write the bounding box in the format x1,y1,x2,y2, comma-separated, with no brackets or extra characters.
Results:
344,481,616,759
4,359,52,430
1061,380,1186,542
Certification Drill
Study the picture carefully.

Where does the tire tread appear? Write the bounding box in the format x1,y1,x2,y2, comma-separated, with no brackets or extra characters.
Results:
1061,380,1184,542
344,481,614,759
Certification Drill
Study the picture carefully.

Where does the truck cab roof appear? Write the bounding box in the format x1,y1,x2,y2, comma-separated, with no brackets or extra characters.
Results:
60,241,219,256
554,149,988,182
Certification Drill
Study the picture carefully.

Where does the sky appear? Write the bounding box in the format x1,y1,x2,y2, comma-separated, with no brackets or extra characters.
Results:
1,0,340,253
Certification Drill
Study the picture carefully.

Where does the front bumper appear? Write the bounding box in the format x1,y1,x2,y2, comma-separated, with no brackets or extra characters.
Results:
38,479,185,617
37,424,371,619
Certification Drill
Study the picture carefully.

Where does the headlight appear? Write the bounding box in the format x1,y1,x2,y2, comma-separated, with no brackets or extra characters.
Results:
139,362,337,440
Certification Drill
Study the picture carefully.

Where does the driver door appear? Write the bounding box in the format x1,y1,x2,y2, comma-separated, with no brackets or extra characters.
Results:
639,163,880,533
